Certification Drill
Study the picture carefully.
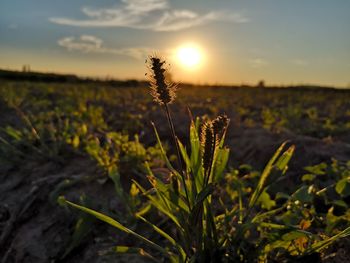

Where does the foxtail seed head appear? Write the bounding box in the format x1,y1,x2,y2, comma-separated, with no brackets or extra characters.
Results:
148,56,177,105
200,121,216,173
212,114,230,142
200,115,230,175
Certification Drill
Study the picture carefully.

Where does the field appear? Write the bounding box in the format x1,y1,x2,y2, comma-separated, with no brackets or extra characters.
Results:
1,72,350,262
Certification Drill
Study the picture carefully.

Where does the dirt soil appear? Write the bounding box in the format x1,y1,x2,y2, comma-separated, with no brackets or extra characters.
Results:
1,111,350,262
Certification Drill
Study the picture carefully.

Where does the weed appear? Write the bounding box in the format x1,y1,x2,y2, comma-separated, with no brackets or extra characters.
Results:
59,56,350,262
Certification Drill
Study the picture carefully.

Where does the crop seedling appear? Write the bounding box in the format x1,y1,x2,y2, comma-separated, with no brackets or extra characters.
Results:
58,56,350,262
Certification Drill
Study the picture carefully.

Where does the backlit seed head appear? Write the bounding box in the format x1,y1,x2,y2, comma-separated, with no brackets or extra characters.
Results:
212,114,230,142
147,55,177,105
200,121,216,173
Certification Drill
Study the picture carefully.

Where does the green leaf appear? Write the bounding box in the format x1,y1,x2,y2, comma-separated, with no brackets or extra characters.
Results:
257,191,276,210
189,184,215,228
135,204,151,218
189,119,202,185
335,177,350,197
306,226,350,253
259,222,291,230
61,209,95,259
304,163,327,175
112,246,162,263
114,246,145,253
137,215,176,246
132,180,185,232
60,197,170,258
292,185,313,203
249,143,294,208
189,119,200,168
178,139,191,173
148,174,190,213
72,135,80,148
4,126,22,141
144,162,189,213
252,207,285,223
275,192,290,200
282,231,311,241
151,123,182,181
260,222,311,235
50,178,79,204
213,147,229,181
275,145,295,172
137,215,186,258
302,173,316,182
205,202,218,245
108,166,125,200
194,183,215,207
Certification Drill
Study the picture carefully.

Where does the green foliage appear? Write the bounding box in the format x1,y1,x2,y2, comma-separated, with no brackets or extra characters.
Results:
297,160,350,235
223,158,350,262
0,98,105,163
84,131,163,219
61,117,350,262
60,195,96,259
61,117,231,262
1,79,350,262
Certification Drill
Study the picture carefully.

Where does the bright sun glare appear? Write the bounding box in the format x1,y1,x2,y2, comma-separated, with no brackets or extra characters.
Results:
177,45,202,68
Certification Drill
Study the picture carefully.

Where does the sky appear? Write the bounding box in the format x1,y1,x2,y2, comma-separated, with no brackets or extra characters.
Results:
0,0,349,87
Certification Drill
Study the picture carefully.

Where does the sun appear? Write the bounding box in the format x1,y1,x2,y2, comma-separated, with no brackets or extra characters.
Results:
177,45,202,68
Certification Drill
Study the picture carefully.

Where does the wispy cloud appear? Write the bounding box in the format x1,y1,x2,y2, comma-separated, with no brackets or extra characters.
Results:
291,59,308,66
8,23,18,29
58,35,152,59
249,58,268,68
50,0,249,31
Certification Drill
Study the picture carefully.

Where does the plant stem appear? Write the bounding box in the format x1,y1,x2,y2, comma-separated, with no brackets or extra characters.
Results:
204,145,215,187
164,103,191,209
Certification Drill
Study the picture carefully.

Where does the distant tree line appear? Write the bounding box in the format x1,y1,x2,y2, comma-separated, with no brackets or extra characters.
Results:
0,69,344,92
0,69,148,87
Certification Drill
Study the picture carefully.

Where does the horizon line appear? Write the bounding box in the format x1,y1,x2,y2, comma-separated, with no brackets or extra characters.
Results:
0,67,348,89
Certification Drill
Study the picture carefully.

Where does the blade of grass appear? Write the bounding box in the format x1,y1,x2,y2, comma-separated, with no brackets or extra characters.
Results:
151,122,180,177
306,226,350,253
249,142,293,209
177,139,191,173
137,215,187,259
60,197,171,258
112,246,162,263
213,147,229,181
152,122,191,209
144,162,189,212
132,180,185,232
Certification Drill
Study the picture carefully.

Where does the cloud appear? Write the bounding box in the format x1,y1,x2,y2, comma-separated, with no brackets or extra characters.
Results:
50,0,249,31
291,59,308,66
8,23,18,29
249,58,268,68
122,0,168,14
58,35,152,59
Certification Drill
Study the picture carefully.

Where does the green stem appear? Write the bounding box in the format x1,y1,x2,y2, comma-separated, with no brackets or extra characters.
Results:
164,103,191,210
204,144,215,187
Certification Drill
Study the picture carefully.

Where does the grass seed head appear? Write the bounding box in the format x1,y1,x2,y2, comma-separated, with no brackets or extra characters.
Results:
148,56,177,105
200,120,216,173
212,114,230,142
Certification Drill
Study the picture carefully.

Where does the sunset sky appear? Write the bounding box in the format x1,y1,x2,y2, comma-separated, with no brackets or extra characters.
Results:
0,0,349,87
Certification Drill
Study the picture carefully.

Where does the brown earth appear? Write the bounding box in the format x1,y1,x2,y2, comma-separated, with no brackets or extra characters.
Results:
1,121,349,262
1,92,350,262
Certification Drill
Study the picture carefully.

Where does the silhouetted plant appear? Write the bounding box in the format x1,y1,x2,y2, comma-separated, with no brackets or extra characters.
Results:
58,56,350,262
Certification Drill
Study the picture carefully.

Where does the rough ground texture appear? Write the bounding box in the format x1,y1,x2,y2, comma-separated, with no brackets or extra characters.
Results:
0,84,350,262
1,123,349,262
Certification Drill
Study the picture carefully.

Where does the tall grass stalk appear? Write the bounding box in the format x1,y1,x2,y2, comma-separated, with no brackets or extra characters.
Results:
148,56,190,208
58,55,350,262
